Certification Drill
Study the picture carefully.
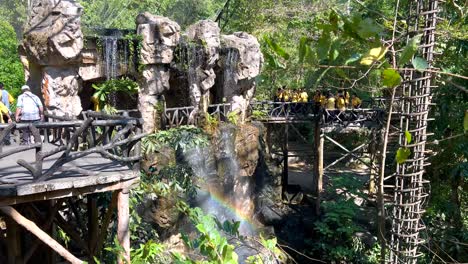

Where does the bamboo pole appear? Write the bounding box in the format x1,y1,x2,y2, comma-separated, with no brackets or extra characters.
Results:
0,206,83,264
378,87,397,262
315,128,324,216
117,189,131,264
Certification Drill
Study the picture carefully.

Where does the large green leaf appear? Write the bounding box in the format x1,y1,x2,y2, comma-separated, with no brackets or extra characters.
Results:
396,147,411,164
317,33,331,61
382,69,402,87
264,35,290,60
299,37,309,63
405,130,412,144
398,34,422,66
412,57,429,72
263,50,286,69
329,38,340,61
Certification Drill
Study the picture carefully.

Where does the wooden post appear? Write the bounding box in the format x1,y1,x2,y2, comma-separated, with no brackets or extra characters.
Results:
282,124,289,198
0,206,83,264
117,189,130,264
88,195,99,260
314,122,324,215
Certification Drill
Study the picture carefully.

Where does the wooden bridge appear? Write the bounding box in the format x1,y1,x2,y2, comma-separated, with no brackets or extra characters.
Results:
0,111,145,264
163,100,390,211
163,99,388,128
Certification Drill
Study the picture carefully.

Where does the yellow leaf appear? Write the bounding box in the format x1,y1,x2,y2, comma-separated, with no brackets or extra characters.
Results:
360,46,388,65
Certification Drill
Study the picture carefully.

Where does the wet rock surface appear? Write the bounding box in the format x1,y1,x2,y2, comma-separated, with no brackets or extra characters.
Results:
185,20,220,118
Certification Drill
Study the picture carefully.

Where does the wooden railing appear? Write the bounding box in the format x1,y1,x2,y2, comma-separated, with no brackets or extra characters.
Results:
162,101,386,128
0,111,146,181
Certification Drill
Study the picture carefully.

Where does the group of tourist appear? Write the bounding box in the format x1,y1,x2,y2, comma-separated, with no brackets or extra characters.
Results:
274,87,309,103
313,89,362,110
0,82,44,145
274,87,362,111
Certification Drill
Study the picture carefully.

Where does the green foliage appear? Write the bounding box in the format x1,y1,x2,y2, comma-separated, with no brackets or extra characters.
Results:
92,77,139,106
0,20,24,98
246,236,283,264
176,203,239,264
398,34,422,66
411,56,429,72
251,110,268,120
381,68,402,88
395,147,411,164
142,125,209,154
57,227,71,248
404,130,412,144
227,111,239,126
203,113,220,134
312,175,379,263
0,1,27,38
142,164,197,200
131,240,167,264
78,0,223,30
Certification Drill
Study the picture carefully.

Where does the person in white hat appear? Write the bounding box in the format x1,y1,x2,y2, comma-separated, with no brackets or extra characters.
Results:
15,85,44,144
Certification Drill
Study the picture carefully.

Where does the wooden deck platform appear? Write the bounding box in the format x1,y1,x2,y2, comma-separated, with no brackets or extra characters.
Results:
0,143,139,206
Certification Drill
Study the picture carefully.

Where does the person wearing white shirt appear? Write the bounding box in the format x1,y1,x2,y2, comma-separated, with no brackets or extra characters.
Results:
15,85,44,144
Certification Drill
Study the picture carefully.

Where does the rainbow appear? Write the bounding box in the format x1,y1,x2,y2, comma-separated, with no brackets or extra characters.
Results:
196,188,259,235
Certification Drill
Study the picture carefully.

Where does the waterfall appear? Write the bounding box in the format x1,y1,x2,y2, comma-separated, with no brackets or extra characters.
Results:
223,48,239,98
104,37,118,80
180,125,256,236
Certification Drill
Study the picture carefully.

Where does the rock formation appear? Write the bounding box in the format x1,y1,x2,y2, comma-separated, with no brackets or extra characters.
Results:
135,14,263,128
21,0,84,117
136,12,181,132
185,20,221,122
219,32,264,121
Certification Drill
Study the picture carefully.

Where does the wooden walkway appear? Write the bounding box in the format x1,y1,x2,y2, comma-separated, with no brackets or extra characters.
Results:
0,143,138,204
0,111,145,264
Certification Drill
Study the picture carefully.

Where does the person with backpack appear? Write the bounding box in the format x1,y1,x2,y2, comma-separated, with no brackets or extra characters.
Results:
0,82,15,145
0,82,14,114
15,85,44,144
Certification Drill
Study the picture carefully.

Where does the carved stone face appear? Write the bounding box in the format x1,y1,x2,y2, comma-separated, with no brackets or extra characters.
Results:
23,0,84,65
137,13,181,65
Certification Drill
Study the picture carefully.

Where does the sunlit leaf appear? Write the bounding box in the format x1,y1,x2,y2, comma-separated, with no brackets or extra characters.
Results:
381,68,402,87
412,56,429,72
396,147,411,164
360,46,388,65
405,130,412,144
399,34,422,66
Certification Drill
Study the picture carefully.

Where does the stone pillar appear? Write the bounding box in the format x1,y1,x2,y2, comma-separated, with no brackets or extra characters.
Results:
185,20,220,121
220,32,263,122
136,12,180,133
21,0,84,118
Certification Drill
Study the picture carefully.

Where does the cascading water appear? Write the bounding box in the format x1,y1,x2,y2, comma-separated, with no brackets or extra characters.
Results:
180,124,257,236
223,48,239,96
103,36,118,106
104,37,118,80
